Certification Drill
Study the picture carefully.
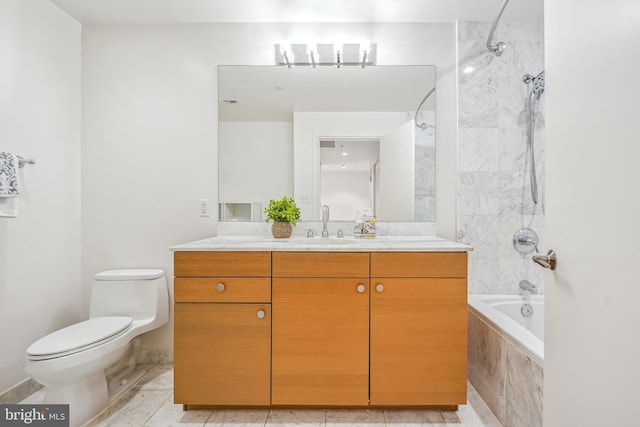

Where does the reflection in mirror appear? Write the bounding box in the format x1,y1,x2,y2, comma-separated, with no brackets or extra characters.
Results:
218,65,435,222
320,138,379,220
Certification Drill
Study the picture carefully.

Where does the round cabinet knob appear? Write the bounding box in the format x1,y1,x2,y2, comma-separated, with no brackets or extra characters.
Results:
256,310,266,319
376,283,384,293
356,284,366,293
216,283,225,292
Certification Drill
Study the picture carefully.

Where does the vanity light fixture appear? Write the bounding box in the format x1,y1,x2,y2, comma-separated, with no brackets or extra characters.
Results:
275,41,376,68
359,40,371,68
307,44,317,68
279,43,292,68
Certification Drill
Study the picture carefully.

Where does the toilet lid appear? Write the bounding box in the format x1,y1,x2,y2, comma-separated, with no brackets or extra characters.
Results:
27,316,133,360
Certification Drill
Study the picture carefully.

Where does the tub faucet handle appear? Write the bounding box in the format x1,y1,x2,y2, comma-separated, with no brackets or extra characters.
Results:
513,228,539,254
533,249,557,270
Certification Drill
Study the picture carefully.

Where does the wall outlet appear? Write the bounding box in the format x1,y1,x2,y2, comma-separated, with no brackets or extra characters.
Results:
199,199,210,217
299,194,310,204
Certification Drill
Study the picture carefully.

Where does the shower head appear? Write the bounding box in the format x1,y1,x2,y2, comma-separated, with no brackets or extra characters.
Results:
531,71,545,96
522,74,534,84
524,70,545,100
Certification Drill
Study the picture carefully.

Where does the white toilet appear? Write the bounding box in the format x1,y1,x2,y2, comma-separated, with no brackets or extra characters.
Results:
25,269,169,426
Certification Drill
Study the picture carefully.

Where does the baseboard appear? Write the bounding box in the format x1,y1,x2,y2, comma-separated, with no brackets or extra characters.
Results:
136,348,173,365
0,377,43,404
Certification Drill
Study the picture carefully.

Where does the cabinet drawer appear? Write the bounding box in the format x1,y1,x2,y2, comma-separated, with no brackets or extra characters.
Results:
272,252,369,278
174,251,271,277
175,277,271,303
371,252,467,278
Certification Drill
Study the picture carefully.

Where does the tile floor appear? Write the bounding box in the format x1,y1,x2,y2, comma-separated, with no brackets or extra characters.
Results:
24,365,502,426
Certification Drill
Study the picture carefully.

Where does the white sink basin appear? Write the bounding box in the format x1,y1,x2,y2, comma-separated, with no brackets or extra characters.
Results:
287,237,357,245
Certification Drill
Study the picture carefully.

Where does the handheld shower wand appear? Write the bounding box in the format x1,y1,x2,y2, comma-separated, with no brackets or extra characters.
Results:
523,71,545,204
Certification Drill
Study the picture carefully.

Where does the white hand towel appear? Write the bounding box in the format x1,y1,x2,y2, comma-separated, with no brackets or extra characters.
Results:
0,196,18,217
0,152,19,217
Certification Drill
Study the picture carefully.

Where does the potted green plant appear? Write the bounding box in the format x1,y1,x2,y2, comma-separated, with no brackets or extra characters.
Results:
264,196,301,238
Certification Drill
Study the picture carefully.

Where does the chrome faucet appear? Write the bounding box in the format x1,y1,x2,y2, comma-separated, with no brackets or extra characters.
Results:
519,280,538,294
321,205,330,238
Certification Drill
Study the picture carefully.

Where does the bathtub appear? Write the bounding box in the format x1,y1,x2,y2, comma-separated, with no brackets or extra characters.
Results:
467,294,544,426
468,294,544,366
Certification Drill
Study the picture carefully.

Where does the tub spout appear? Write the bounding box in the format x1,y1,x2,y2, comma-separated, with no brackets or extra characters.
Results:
519,280,538,294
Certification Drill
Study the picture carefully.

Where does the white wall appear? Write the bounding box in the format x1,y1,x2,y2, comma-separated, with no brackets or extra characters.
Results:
81,22,457,356
219,121,293,214
379,119,415,221
321,171,370,221
0,0,81,393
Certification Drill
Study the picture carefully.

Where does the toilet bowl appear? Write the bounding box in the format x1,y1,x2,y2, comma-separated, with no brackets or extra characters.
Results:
25,269,169,427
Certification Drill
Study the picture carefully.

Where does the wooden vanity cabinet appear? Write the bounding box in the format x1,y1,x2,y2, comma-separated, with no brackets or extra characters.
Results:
173,249,469,408
370,252,468,406
173,252,271,406
271,252,370,406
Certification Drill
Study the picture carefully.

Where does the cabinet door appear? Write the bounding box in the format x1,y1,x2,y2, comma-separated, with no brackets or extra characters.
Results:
370,278,467,406
174,303,271,405
272,278,369,405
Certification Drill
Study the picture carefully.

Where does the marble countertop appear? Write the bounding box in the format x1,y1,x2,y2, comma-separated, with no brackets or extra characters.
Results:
170,236,472,252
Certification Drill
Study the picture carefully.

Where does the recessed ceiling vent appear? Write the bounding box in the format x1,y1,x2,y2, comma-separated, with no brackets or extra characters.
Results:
320,140,336,148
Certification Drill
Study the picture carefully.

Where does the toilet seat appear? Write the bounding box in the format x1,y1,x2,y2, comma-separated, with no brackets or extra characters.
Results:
27,316,133,361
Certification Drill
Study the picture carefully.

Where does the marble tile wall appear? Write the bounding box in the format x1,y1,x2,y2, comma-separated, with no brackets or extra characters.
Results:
468,310,543,427
457,21,545,295
402,110,436,221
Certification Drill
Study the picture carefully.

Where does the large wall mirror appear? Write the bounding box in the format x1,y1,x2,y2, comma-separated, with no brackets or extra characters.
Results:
218,65,435,222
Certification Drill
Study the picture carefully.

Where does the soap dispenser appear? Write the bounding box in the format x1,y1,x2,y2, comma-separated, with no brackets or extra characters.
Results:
353,208,376,238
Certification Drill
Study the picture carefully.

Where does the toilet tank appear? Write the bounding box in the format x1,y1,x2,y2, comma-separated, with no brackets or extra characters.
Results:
90,269,168,328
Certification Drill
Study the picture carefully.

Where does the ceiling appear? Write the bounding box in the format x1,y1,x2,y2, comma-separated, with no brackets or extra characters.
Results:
219,66,436,122
321,140,380,173
49,0,543,24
